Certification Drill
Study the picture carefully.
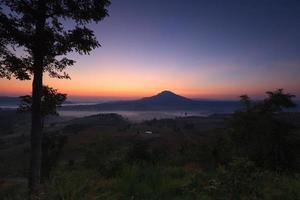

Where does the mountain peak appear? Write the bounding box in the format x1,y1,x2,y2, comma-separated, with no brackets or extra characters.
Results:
157,90,177,96
140,90,191,103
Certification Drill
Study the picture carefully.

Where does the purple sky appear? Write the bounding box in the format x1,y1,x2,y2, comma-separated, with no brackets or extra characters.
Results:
1,0,300,100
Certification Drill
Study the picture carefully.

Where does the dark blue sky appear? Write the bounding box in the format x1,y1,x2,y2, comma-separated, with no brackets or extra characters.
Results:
104,0,300,63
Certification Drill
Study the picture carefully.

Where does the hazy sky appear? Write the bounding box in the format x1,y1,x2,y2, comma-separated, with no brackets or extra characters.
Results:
1,0,300,100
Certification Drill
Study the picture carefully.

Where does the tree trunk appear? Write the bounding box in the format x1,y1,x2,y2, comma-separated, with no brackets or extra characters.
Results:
29,1,46,198
29,65,43,200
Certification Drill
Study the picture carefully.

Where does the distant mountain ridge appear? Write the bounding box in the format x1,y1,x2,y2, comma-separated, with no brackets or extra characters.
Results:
2,92,300,113
0,96,73,107
62,91,242,112
0,96,20,105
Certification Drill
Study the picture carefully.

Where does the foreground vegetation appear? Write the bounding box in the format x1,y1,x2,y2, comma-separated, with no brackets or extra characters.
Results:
0,90,300,199
1,132,300,200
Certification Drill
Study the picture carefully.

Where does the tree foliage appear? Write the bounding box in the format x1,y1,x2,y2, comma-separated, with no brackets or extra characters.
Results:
231,89,299,171
18,85,66,117
0,0,110,80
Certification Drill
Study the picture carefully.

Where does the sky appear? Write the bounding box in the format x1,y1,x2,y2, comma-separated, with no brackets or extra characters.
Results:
1,0,300,101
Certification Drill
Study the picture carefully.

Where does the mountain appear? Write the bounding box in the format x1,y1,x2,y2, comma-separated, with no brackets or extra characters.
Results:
0,96,73,106
62,91,241,112
0,96,20,105
139,90,192,104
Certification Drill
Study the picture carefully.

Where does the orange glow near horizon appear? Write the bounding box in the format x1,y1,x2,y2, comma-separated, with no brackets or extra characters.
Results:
1,72,299,100
1,58,300,100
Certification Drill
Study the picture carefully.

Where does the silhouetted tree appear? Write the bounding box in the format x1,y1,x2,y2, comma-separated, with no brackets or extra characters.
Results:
231,89,298,171
0,1,110,198
18,85,67,125
240,95,251,111
18,86,67,181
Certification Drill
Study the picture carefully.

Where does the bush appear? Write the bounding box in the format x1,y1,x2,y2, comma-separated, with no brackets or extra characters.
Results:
0,183,27,200
114,164,189,200
42,133,68,180
213,158,264,199
128,140,168,164
44,169,93,200
83,135,129,177
185,158,264,200
263,173,300,200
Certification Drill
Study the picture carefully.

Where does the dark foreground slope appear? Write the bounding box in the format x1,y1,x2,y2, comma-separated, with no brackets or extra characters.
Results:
1,112,300,199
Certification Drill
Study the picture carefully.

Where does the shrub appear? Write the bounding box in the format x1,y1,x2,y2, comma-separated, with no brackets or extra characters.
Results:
83,135,128,177
128,140,168,164
0,183,27,200
212,158,264,199
44,169,93,200
263,173,300,200
114,164,189,200
42,133,68,180
185,158,264,200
